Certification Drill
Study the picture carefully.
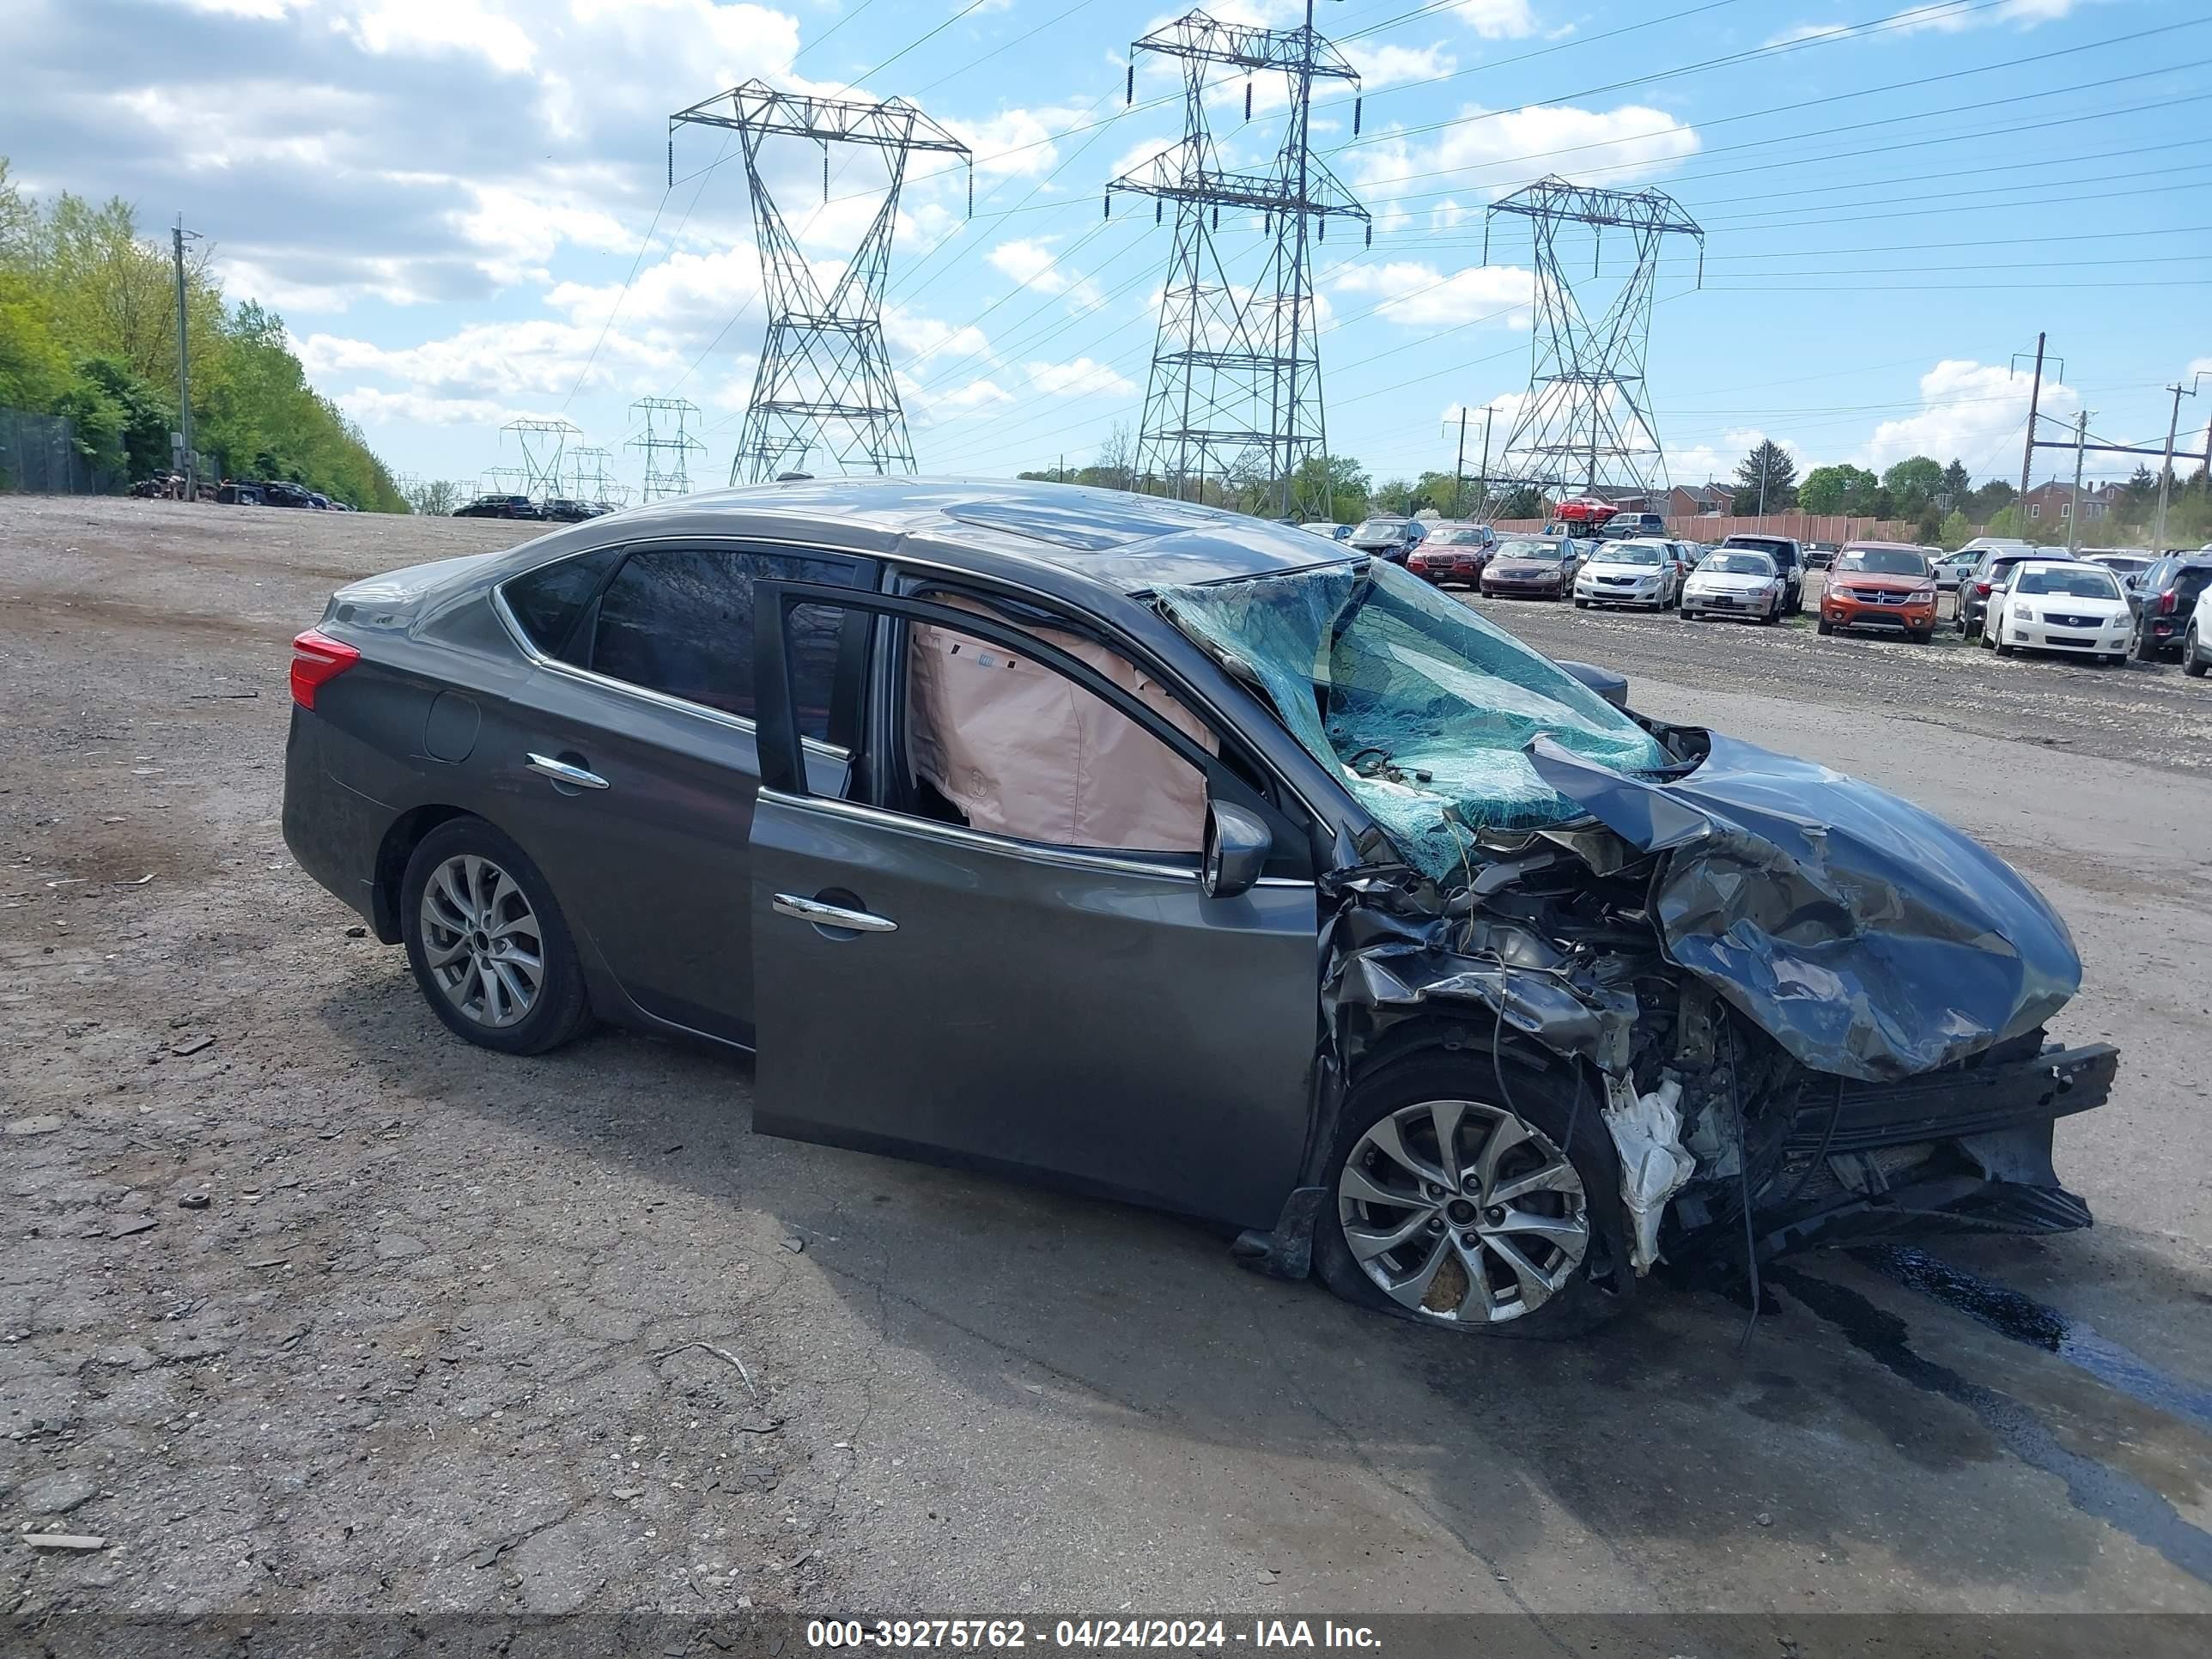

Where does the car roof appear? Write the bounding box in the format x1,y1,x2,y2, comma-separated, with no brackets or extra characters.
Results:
483,477,1358,597
1838,540,1923,551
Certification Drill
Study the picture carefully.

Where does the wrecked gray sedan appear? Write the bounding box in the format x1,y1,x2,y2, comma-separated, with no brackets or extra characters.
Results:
283,480,2116,1338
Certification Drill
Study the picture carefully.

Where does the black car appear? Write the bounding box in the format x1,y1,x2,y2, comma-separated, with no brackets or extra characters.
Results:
453,495,543,520
281,478,2115,1339
262,480,316,509
1958,547,2045,641
1345,515,1423,562
542,498,599,523
2128,555,2212,661
1717,534,1804,614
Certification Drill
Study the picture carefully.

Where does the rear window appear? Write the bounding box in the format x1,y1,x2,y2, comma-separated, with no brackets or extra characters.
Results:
585,548,869,739
2178,567,2212,605
501,549,623,658
1723,536,1795,564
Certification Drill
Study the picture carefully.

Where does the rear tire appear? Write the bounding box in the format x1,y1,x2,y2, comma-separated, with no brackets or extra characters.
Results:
1314,1054,1634,1341
400,818,591,1056
2185,628,2208,677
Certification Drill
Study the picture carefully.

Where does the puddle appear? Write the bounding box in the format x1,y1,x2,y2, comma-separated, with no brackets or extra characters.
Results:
1857,1246,2212,1438
1777,1266,2212,1589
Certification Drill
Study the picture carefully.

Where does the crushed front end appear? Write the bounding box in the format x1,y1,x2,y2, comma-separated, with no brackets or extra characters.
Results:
1155,561,2112,1286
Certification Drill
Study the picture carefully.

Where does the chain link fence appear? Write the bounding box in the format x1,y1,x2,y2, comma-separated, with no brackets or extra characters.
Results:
0,405,121,495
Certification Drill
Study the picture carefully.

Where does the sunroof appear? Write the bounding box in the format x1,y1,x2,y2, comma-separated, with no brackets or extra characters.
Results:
945,495,1221,551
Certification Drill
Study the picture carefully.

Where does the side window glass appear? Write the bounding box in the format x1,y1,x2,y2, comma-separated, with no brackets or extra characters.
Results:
501,548,622,660
900,611,1216,857
586,548,865,740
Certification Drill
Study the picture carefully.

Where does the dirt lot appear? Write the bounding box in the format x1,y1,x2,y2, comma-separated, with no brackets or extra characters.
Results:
3,497,2210,1639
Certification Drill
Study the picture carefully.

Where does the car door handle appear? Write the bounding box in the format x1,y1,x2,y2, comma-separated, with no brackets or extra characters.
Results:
526,753,609,790
771,893,898,933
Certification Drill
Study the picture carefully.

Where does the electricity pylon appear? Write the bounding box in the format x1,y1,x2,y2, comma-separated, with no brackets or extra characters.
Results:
1482,176,1703,500
1109,3,1368,516
501,418,581,504
628,397,708,501
671,80,971,483
563,446,620,505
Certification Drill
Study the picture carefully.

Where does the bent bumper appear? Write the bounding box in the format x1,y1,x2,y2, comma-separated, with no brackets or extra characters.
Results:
1682,1042,2118,1261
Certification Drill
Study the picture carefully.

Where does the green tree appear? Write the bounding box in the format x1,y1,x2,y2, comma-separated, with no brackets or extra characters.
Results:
1370,477,1414,514
0,160,404,508
1939,509,1972,549
1966,479,2016,520
1940,459,1971,501
1491,483,1545,520
1799,462,1878,515
406,479,464,516
1881,455,1944,513
1731,439,1798,514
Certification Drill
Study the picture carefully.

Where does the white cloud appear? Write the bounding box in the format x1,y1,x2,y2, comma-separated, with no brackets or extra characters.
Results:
1455,2,1542,40
1349,102,1699,228
1026,357,1136,398
1863,359,2080,475
1334,262,1534,328
301,317,678,401
336,386,539,428
1767,2,2094,49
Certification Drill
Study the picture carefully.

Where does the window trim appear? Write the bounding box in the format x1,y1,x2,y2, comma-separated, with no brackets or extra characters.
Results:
489,534,872,759
759,789,1312,888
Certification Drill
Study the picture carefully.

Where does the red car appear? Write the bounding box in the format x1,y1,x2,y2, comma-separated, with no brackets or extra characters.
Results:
1406,523,1496,587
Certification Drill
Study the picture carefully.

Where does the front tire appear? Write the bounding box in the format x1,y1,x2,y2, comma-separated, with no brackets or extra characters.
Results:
1316,1054,1634,1340
1816,617,1833,636
400,818,591,1055
2185,628,2208,677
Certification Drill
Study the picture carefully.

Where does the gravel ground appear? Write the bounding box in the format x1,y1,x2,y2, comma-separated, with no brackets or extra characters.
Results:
3,497,2209,1638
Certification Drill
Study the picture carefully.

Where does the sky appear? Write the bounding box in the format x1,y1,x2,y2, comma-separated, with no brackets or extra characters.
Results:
7,0,2209,502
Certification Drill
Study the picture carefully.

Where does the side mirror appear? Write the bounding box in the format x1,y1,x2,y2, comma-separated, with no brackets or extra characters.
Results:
1201,798,1273,901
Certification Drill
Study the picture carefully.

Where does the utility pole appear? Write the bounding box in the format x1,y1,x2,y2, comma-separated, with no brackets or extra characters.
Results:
172,214,202,500
2154,374,2204,550
1474,405,1494,518
2014,332,2045,531
2067,410,2090,555
1448,406,1468,516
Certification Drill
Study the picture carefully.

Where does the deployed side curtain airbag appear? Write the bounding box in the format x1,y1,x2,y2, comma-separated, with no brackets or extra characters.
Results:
905,602,1215,854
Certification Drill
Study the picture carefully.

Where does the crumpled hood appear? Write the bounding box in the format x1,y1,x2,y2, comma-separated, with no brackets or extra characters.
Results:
1527,732,2081,1082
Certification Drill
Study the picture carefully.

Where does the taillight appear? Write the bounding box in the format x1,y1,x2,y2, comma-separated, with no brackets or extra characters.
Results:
2159,590,2178,615
1973,580,1991,596
290,629,360,709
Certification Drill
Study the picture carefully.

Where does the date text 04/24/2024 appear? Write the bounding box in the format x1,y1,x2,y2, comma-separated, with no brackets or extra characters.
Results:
805,1620,1382,1650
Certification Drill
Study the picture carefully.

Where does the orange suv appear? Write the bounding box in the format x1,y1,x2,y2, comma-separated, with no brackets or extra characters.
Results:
1818,542,1939,642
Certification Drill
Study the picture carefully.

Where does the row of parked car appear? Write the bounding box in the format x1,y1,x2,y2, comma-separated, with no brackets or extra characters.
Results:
1309,515,2212,672
451,494,616,523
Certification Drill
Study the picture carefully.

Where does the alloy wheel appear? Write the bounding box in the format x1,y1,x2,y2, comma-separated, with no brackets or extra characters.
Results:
1338,1098,1589,1326
418,854,544,1029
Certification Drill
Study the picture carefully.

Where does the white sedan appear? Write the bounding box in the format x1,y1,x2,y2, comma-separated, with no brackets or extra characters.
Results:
1573,538,1680,611
1680,550,1786,624
1984,559,2136,665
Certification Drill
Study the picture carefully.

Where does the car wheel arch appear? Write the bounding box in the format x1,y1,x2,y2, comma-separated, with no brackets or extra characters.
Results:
372,805,475,944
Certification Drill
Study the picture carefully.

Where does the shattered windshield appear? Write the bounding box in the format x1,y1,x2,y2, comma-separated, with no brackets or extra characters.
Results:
1154,560,1670,879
